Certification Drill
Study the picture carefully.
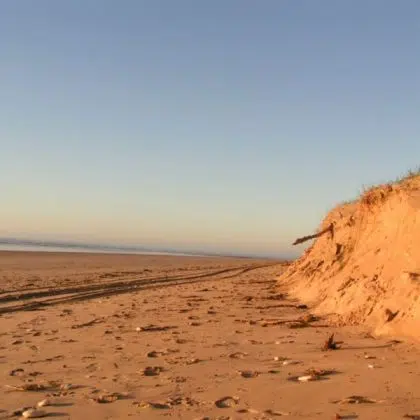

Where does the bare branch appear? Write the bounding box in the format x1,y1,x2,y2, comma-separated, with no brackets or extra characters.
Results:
292,223,334,246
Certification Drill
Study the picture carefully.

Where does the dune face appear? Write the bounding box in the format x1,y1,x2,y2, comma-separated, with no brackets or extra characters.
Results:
280,175,420,339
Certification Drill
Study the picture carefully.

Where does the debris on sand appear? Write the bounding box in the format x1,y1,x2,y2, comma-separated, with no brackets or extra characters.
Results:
71,318,104,329
134,396,199,410
22,409,47,418
9,407,33,417
142,366,164,376
237,408,259,414
36,399,50,408
5,383,49,392
215,396,239,408
229,352,248,359
238,370,259,378
265,408,290,416
323,333,341,351
297,374,319,382
147,350,163,358
9,368,25,376
186,358,202,365
332,395,381,404
92,392,128,403
385,308,399,322
292,368,337,382
136,401,171,409
137,324,177,332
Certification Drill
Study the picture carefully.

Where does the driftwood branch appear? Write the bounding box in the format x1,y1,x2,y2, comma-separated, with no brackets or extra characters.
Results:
292,223,334,246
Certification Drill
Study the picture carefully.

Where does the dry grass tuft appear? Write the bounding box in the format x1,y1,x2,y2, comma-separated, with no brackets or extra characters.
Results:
396,167,420,184
361,184,393,207
359,168,420,208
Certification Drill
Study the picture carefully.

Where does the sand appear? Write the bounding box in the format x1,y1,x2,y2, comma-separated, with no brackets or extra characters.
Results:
1,252,420,419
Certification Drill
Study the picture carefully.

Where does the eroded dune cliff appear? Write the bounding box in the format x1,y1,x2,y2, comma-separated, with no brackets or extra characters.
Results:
280,174,420,339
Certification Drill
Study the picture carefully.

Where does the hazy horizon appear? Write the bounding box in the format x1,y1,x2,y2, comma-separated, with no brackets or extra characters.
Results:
0,235,298,259
2,1,420,256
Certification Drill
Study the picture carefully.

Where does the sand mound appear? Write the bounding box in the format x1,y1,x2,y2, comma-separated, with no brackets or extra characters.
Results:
279,174,420,339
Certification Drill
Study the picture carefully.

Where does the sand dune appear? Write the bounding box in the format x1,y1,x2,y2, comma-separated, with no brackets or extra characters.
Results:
280,174,420,340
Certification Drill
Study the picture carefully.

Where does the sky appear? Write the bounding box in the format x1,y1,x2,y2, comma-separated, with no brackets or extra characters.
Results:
1,1,420,258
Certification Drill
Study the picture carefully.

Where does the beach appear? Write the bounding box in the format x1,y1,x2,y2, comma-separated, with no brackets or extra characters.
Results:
0,251,419,419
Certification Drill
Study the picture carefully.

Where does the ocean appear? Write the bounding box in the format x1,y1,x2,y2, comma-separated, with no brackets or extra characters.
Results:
0,242,202,257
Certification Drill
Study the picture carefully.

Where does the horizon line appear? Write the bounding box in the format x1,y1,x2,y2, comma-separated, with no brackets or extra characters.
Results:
0,236,294,261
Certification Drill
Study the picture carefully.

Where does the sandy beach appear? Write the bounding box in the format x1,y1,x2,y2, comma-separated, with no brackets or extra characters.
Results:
0,251,419,419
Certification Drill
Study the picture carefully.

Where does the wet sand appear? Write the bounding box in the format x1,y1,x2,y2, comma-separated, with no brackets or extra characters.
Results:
0,252,419,419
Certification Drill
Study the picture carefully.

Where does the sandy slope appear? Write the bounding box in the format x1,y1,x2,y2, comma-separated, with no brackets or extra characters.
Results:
280,175,420,340
1,253,420,419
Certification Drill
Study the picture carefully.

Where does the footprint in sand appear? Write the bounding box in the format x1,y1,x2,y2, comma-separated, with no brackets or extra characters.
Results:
229,352,248,359
237,407,258,413
238,370,259,378
9,368,25,377
146,350,162,358
142,366,165,376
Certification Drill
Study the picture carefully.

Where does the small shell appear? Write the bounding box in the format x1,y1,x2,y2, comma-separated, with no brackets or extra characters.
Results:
36,399,50,408
282,360,300,366
186,358,201,365
297,374,318,382
22,409,47,418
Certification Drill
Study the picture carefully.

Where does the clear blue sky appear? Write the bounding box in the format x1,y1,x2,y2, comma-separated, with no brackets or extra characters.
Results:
1,1,419,257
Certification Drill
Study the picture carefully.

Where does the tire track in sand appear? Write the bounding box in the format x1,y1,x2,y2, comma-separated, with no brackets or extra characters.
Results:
0,262,282,314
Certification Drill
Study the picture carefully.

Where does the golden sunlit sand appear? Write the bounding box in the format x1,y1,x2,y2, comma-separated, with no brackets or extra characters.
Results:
1,246,420,419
